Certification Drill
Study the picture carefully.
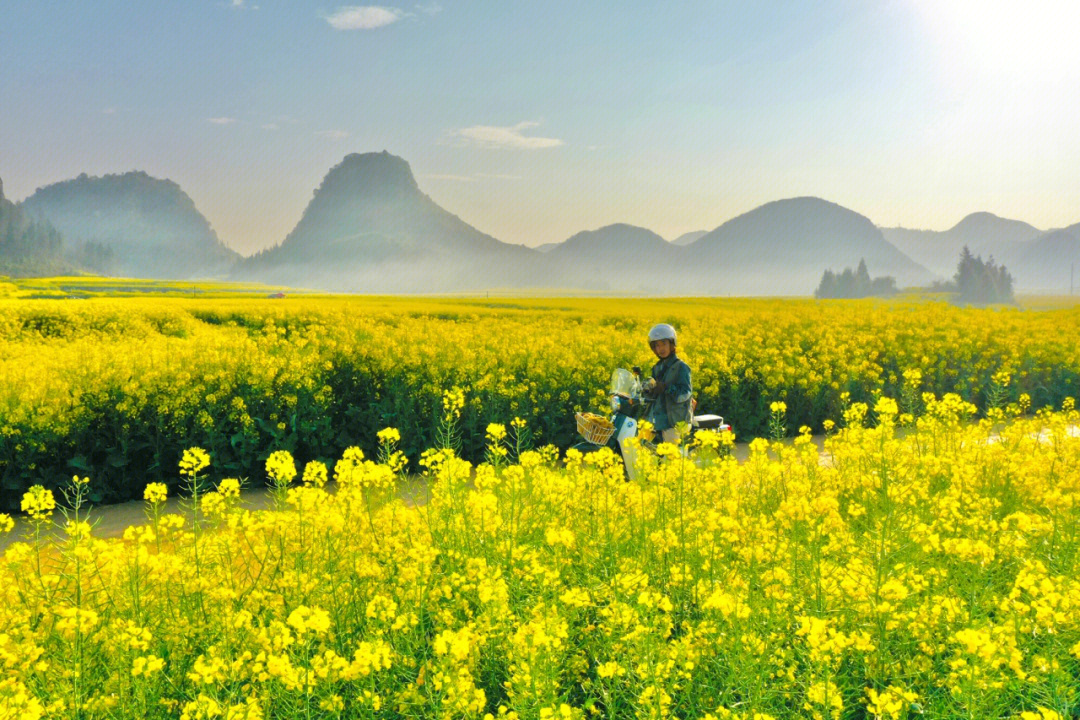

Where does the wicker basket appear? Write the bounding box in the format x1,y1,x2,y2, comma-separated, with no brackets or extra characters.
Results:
575,412,616,445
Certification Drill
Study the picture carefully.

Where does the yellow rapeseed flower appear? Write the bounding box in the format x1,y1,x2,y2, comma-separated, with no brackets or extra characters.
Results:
20,485,55,520
377,427,401,445
143,482,168,504
265,450,297,485
179,447,210,477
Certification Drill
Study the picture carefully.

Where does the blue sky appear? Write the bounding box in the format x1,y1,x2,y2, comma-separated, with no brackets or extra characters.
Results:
2,1,1078,254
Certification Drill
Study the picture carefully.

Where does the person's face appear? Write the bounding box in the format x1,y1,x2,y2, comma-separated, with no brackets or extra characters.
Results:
651,339,673,359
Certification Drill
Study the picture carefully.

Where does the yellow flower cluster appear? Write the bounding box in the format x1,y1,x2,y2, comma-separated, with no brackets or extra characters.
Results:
377,427,401,445
301,460,328,487
5,295,1080,508
264,450,296,486
19,485,55,521
1,397,1078,717
143,482,168,504
179,447,210,478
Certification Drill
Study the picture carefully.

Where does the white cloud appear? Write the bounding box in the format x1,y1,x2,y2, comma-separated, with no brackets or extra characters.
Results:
324,6,403,30
416,1,442,14
261,123,279,130
477,172,523,180
208,117,238,125
315,129,350,140
452,121,563,150
102,107,117,115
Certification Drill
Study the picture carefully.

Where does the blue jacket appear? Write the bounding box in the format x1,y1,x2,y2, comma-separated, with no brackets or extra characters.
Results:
646,354,693,431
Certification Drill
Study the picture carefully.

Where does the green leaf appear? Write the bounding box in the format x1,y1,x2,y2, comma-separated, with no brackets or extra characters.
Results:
67,455,93,472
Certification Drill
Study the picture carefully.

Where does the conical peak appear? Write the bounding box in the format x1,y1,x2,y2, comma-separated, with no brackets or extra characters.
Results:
317,151,420,200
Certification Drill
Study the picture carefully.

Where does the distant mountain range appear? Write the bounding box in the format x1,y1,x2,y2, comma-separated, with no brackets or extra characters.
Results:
671,230,708,246
881,212,1080,292
3,152,1078,293
1010,224,1080,291
21,171,238,279
880,213,1042,277
232,154,936,294
684,197,933,294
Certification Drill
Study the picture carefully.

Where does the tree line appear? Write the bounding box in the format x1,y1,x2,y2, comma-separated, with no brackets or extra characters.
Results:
816,248,1015,304
814,259,897,299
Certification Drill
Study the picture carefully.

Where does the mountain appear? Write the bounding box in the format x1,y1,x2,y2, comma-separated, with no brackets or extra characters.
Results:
671,230,708,246
238,170,937,295
686,197,934,295
949,212,1042,248
880,212,1042,280
550,224,671,261
546,224,682,293
0,176,74,276
234,151,592,292
1012,223,1080,292
533,242,560,252
21,171,239,278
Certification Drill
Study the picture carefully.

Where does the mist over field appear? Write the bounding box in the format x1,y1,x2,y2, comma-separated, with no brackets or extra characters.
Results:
4,3,1080,295
4,151,1078,295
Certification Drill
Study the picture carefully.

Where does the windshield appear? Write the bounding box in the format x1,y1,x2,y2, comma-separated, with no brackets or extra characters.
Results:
610,368,641,398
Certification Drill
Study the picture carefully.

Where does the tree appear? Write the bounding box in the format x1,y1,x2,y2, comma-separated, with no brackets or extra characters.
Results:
0,177,72,276
954,246,1014,305
855,259,871,290
814,269,838,299
837,268,856,298
815,258,897,299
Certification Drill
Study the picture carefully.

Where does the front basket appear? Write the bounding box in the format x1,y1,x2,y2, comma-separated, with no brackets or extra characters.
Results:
575,412,616,445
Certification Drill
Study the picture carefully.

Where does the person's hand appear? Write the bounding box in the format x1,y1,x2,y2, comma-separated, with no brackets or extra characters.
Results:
653,379,667,395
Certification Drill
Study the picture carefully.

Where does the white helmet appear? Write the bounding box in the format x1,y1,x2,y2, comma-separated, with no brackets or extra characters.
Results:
647,323,677,346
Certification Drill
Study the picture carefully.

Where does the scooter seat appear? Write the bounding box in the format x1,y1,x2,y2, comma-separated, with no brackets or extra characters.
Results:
692,414,726,429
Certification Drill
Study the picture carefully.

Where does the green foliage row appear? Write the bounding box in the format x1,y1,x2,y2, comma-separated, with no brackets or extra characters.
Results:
2,295,1079,510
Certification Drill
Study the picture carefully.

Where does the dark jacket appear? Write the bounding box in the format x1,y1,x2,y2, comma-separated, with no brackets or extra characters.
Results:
646,354,693,431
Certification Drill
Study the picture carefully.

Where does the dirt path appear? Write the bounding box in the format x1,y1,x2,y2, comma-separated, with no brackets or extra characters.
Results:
0,434,824,552
11,424,1075,551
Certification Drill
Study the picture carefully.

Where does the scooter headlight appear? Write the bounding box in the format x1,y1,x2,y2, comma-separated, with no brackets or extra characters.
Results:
611,395,621,412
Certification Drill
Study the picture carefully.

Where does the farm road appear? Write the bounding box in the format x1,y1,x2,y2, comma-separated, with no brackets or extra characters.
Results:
6,425,1077,551
0,434,824,552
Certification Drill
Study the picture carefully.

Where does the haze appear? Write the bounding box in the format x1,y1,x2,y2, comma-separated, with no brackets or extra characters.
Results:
2,1,1078,256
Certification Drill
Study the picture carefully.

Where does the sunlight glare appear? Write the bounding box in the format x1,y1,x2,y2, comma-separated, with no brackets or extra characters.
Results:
913,0,1080,81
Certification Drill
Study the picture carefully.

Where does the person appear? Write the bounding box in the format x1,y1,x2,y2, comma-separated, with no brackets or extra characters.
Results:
642,323,693,443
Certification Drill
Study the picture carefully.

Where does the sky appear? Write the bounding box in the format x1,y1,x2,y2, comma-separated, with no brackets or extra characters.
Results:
2,0,1079,255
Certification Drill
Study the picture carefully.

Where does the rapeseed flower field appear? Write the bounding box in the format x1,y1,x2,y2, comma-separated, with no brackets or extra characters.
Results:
3,295,1080,507
2,396,1079,719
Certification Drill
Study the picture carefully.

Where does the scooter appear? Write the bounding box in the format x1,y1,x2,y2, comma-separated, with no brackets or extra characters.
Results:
571,367,730,479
